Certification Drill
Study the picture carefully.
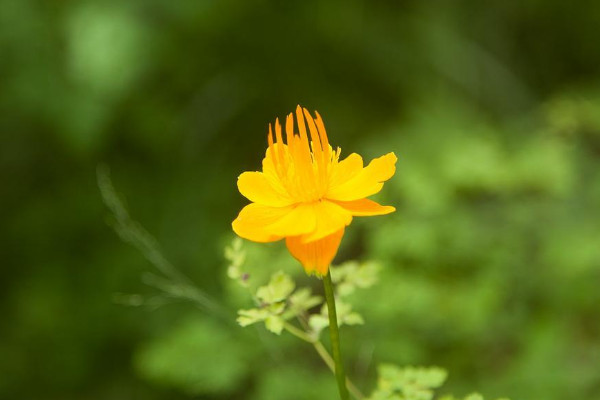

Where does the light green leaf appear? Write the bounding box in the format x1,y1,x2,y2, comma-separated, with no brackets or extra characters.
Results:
225,238,247,284
343,312,364,325
317,300,364,327
330,261,359,284
267,302,286,315
368,364,447,400
330,261,381,297
237,308,269,327
227,263,242,280
265,315,284,335
256,271,295,304
352,261,381,289
287,287,323,313
308,314,329,335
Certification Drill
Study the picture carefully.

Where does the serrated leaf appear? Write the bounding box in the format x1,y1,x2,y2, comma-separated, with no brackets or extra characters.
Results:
402,366,447,388
371,364,447,400
343,312,364,325
330,261,359,283
317,300,362,327
337,282,355,297
352,261,381,288
256,271,295,304
225,238,246,267
330,261,381,297
268,302,285,315
265,315,284,334
237,308,269,327
289,287,323,310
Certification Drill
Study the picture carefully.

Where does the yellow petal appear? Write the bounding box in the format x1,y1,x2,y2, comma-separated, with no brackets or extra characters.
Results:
264,203,316,237
332,198,396,216
300,200,352,243
286,228,345,276
232,203,290,242
326,152,397,201
261,143,289,179
329,153,363,188
237,171,293,207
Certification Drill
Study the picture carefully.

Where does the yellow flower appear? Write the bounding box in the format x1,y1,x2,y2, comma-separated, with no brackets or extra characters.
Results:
232,106,397,276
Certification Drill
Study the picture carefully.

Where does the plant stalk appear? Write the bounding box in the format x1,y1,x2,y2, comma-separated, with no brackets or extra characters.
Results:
283,323,364,399
323,269,350,400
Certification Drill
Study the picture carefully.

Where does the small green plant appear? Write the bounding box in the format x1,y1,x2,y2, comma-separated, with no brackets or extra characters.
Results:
226,238,510,400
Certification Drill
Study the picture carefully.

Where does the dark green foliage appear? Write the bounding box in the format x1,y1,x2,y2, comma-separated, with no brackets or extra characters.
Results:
135,317,249,396
1,0,600,399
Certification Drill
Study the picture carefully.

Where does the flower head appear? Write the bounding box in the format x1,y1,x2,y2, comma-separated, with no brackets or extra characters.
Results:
232,106,397,276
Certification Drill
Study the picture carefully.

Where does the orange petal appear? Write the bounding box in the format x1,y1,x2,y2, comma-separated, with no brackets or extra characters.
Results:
286,228,345,276
326,152,397,201
264,203,316,237
301,200,352,243
329,153,363,188
237,171,292,207
332,198,396,216
232,203,290,242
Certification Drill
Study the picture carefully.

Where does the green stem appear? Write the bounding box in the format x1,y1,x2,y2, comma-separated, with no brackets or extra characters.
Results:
314,341,365,400
283,322,314,342
323,269,350,400
283,323,364,400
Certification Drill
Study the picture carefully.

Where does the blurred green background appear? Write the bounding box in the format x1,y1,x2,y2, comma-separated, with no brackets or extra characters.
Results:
2,0,600,399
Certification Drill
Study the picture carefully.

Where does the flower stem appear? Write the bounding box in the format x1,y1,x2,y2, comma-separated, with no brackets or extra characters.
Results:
283,323,364,400
323,269,349,400
313,341,365,400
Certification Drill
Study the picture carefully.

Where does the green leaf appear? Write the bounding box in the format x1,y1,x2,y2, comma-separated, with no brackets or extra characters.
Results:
352,261,381,288
343,312,364,325
368,364,447,400
308,314,329,335
237,308,269,327
265,315,284,335
227,263,242,280
256,271,295,304
225,238,247,283
286,287,323,317
330,261,359,284
267,302,286,315
439,394,511,400
320,300,365,327
330,261,381,297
